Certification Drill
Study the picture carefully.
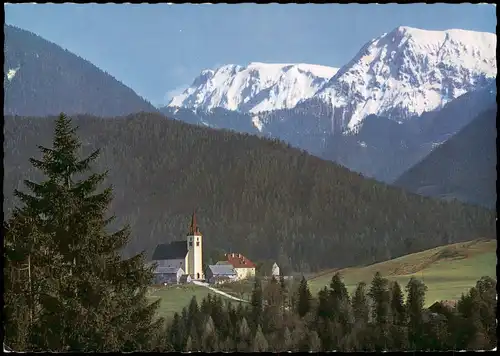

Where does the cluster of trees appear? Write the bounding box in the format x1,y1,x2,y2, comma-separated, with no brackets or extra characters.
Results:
4,113,495,273
164,273,497,352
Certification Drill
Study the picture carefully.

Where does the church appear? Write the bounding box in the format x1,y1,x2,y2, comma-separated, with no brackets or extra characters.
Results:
150,211,204,280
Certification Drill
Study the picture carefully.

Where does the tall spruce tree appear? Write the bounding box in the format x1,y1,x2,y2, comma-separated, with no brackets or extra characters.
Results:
368,272,391,351
405,277,428,350
390,281,406,326
296,276,312,317
250,277,263,331
5,113,162,351
352,282,369,325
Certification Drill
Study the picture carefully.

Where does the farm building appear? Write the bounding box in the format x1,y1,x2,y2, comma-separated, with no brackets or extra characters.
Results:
206,264,238,285
153,266,185,285
150,212,204,280
219,253,256,280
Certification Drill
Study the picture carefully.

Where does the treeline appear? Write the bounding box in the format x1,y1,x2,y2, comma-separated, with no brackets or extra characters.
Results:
4,112,495,272
164,273,497,352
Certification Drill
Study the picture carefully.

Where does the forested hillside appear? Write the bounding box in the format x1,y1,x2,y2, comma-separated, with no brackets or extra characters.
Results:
395,107,497,209
4,25,158,117
4,114,495,272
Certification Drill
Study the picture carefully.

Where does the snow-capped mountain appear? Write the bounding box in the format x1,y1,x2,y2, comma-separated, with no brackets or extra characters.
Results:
168,62,339,113
312,26,497,132
163,26,496,190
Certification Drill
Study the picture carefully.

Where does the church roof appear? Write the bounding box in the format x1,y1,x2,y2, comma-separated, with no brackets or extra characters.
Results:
152,241,188,260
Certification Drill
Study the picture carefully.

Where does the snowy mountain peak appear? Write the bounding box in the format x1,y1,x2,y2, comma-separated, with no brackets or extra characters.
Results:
168,62,339,113
315,26,497,131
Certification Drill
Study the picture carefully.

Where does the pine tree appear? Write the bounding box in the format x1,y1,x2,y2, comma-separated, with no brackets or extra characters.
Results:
317,286,331,320
390,281,406,326
282,326,292,351
252,325,269,352
405,277,428,350
474,276,497,349
201,315,217,352
169,313,183,351
237,317,251,352
307,330,322,352
5,113,162,351
250,277,263,331
352,282,369,325
368,272,391,351
329,273,351,328
279,274,289,313
296,276,312,317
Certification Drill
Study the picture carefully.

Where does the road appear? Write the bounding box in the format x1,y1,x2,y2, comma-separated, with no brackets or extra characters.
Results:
192,280,249,303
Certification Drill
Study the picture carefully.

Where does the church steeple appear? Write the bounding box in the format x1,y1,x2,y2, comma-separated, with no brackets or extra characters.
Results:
188,210,201,236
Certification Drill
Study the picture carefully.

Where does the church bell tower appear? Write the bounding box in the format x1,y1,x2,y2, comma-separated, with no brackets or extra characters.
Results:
186,210,203,280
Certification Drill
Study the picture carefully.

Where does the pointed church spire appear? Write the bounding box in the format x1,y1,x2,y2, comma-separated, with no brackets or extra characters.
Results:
188,210,201,235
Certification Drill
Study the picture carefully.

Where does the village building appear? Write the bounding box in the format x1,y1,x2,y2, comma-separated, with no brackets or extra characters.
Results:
205,264,238,285
220,253,256,280
150,211,204,280
153,266,185,285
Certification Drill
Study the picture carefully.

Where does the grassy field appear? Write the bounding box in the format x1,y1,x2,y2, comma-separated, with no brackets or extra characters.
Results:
147,284,216,320
147,284,246,320
307,239,496,306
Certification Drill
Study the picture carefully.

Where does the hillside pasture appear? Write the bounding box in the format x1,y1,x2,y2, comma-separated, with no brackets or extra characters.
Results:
308,239,496,306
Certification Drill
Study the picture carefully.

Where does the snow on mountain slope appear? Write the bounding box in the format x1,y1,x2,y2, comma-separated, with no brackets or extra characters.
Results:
313,26,497,132
168,62,339,113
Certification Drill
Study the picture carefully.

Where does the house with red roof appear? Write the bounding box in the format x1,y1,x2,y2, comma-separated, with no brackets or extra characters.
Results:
217,253,256,280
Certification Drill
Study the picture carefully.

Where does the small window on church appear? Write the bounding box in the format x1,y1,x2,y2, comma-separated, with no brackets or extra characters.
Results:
196,242,200,247
189,242,193,247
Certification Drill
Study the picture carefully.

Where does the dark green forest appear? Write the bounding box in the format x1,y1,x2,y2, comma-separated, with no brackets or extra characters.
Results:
163,273,497,352
395,107,497,209
4,113,495,272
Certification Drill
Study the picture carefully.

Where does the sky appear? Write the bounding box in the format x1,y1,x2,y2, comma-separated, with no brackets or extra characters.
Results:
4,3,497,107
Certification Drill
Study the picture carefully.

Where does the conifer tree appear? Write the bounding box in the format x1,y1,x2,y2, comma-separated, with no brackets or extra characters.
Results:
352,282,369,325
250,277,263,330
282,326,292,351
252,325,269,352
390,281,406,326
5,113,162,351
405,277,428,350
237,317,251,352
296,276,312,317
184,336,193,352
329,273,351,328
279,274,289,313
307,330,322,352
201,315,217,352
368,272,391,351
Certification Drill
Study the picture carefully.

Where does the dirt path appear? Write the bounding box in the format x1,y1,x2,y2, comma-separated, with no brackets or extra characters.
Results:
192,280,249,303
